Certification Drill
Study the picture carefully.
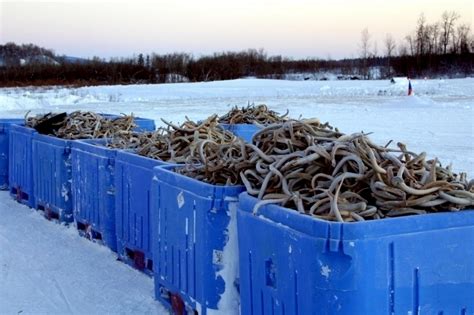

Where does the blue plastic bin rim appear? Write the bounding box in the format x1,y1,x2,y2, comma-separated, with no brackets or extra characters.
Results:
0,118,25,124
238,192,474,240
100,113,148,120
10,124,36,133
154,164,244,198
0,118,24,132
18,113,154,140
33,132,72,146
33,129,150,147
100,113,156,129
71,138,118,157
72,138,109,145
220,123,262,132
116,149,168,169
72,138,134,152
220,123,262,127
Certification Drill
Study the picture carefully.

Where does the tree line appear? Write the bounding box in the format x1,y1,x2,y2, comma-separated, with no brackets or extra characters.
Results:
0,48,343,86
0,11,473,87
359,11,473,78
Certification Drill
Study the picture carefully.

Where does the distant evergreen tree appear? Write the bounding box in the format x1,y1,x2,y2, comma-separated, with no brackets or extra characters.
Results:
137,53,144,66
145,54,150,69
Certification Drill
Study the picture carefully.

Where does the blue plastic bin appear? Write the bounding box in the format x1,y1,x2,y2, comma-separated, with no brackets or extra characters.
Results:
0,119,24,190
31,115,155,223
9,124,37,207
220,123,260,142
152,165,244,315
115,151,167,274
101,114,156,132
237,192,474,315
71,139,118,251
32,134,74,222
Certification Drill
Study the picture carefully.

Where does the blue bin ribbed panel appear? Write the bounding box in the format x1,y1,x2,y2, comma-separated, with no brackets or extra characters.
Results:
115,151,166,273
237,192,474,315
220,123,260,142
71,139,117,251
152,165,244,314
9,124,37,207
32,134,73,222
0,119,23,190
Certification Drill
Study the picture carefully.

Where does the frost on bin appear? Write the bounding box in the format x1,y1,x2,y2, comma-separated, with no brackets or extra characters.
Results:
9,124,37,207
0,119,23,190
71,139,117,251
115,150,167,274
220,123,260,142
237,192,474,315
152,164,244,315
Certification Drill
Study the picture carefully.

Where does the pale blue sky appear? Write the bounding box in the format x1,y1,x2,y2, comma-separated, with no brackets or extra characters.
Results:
1,0,472,59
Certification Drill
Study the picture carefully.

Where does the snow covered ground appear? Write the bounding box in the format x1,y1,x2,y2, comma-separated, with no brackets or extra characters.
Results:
0,78,473,314
1,78,473,173
0,195,168,314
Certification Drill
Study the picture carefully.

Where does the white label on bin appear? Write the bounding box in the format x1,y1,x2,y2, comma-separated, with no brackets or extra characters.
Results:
213,249,224,265
177,191,185,208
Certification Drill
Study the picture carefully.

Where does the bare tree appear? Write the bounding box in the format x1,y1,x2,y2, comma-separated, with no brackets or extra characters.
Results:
360,28,371,59
415,13,427,55
359,28,371,79
398,41,409,56
385,33,396,57
405,34,416,56
384,33,396,77
456,23,471,54
427,23,440,54
440,11,460,54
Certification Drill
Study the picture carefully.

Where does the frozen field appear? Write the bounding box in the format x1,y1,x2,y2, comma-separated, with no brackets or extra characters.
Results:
0,195,168,314
2,78,473,174
0,78,473,314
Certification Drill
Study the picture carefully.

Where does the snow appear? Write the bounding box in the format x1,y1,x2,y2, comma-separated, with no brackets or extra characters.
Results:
2,78,471,174
0,193,168,314
0,77,473,313
209,199,240,315
320,265,332,279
